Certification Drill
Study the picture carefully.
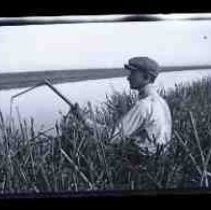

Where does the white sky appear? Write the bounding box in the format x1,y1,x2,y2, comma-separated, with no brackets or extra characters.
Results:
0,20,211,73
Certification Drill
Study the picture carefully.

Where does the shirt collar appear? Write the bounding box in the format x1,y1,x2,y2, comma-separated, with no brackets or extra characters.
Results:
138,83,158,99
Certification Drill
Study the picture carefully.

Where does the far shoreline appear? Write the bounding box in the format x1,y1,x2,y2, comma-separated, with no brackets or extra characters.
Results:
0,65,211,91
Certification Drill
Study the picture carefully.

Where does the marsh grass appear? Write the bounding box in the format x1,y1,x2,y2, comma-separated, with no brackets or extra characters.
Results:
0,77,211,193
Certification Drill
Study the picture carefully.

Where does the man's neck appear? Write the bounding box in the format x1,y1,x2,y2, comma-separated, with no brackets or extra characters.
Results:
138,83,156,99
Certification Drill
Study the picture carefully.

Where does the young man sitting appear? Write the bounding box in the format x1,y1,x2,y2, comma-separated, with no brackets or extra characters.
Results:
72,57,172,155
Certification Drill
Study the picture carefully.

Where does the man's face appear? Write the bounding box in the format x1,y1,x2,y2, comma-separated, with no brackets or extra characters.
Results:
127,70,147,90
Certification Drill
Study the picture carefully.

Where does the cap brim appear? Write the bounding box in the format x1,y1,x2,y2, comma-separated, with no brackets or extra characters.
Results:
124,64,138,71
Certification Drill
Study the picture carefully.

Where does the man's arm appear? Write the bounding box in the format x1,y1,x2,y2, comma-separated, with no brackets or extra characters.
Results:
72,102,106,132
84,117,106,131
110,101,148,143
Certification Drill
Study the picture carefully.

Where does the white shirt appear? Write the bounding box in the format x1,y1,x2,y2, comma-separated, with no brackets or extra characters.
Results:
111,84,172,153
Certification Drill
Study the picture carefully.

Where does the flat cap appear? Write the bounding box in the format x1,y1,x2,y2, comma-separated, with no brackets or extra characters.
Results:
124,57,160,78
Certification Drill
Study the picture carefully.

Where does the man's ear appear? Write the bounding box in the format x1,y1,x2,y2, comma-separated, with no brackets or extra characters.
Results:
144,73,150,82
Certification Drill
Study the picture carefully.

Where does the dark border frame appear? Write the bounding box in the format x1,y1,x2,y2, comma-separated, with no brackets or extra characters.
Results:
0,2,211,205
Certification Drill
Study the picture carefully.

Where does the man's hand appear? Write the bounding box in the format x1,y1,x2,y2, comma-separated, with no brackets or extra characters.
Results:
72,102,84,121
109,130,122,144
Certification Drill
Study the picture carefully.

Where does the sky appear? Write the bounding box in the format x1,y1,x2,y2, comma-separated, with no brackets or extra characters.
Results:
0,20,211,73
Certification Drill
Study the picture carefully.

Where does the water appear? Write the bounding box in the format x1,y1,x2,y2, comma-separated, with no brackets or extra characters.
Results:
0,69,211,134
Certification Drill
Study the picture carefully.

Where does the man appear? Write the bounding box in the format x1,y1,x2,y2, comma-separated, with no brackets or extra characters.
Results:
73,57,172,155
110,57,172,154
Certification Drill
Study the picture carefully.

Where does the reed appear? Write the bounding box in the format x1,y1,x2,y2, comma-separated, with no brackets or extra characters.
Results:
0,76,211,193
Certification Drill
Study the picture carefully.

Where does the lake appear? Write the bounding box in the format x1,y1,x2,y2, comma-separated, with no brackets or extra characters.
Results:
0,69,211,134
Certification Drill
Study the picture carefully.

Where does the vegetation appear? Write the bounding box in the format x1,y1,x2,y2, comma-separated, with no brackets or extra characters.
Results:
0,77,211,194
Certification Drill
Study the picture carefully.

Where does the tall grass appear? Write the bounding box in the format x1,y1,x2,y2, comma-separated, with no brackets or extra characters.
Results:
0,77,211,194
